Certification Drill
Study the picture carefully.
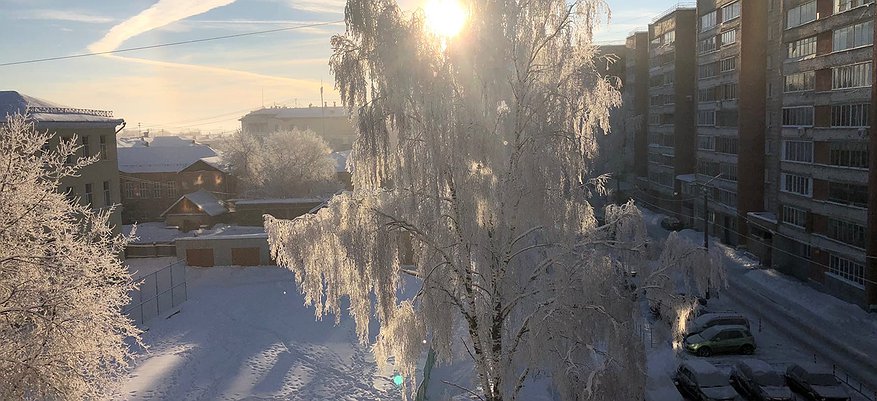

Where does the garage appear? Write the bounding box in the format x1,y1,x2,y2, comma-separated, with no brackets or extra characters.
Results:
231,247,261,266
186,248,215,267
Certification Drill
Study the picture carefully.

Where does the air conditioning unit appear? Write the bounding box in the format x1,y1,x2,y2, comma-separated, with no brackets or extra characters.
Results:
858,127,867,138
797,127,807,137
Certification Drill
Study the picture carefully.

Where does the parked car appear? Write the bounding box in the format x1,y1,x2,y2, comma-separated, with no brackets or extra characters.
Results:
683,325,756,357
686,313,750,337
673,360,741,400
785,363,850,401
729,359,793,401
661,216,683,230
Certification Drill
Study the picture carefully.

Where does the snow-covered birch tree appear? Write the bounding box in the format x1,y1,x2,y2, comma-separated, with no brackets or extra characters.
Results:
222,129,341,197
0,114,139,400
265,0,721,399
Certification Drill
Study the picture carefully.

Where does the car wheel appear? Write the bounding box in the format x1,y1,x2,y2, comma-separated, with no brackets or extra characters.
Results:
697,347,712,357
740,345,754,355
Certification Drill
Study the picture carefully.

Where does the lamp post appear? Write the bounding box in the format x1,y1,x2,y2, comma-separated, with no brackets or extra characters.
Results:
694,173,722,299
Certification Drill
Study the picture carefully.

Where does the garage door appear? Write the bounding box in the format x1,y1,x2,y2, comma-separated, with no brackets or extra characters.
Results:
186,248,214,267
231,247,261,266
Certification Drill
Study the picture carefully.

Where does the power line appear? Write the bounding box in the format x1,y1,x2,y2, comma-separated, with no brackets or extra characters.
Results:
0,20,344,67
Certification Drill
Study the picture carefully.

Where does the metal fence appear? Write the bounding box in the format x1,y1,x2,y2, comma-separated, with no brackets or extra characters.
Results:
124,260,187,326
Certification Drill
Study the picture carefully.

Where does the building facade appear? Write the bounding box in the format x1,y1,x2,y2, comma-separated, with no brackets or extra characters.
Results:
623,1,876,309
0,91,124,231
239,106,357,151
641,7,698,217
625,31,651,182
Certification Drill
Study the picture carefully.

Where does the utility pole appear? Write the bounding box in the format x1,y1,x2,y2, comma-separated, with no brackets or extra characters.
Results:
703,186,709,250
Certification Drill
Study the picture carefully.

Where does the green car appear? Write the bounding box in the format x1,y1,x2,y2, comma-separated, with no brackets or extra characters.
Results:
684,325,755,357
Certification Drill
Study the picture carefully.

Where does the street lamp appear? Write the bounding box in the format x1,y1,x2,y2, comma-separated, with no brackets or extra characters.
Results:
691,173,723,251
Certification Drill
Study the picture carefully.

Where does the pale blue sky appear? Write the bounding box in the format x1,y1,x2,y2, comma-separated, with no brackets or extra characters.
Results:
0,0,676,133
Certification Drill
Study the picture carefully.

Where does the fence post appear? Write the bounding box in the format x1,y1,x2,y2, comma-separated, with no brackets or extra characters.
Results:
170,262,175,307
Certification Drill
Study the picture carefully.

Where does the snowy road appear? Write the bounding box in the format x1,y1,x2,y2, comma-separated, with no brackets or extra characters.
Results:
640,207,876,401
116,266,397,401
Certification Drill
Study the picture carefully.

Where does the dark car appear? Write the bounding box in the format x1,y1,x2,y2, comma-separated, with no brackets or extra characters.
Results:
785,363,850,401
661,216,683,230
729,359,792,401
674,360,741,400
683,325,756,357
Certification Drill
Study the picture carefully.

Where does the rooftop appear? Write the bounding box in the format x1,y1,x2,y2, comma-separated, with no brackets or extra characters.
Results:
240,106,349,121
118,139,218,173
161,189,228,217
0,90,123,125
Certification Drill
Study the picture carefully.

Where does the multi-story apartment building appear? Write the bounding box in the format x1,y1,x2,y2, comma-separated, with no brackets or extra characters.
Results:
239,106,356,151
688,0,768,245
749,0,875,308
0,91,124,231
642,6,698,216
624,31,651,183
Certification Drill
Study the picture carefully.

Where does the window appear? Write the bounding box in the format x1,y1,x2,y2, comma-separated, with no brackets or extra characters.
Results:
828,182,868,207
699,62,718,79
98,135,108,160
699,36,718,54
782,140,813,162
782,107,814,126
84,183,94,207
103,181,111,206
781,205,807,228
81,136,90,158
722,2,741,22
831,103,870,127
719,57,736,72
833,20,873,52
830,142,868,168
701,10,717,32
827,218,866,248
719,162,738,182
721,29,737,46
781,173,812,196
698,87,718,102
716,110,738,127
139,182,150,199
165,181,178,198
697,110,716,126
715,137,738,154
698,135,715,150
784,71,815,92
722,83,738,100
828,254,865,286
836,0,874,13
787,36,817,58
832,62,872,89
787,1,817,28
125,182,137,199
151,182,161,198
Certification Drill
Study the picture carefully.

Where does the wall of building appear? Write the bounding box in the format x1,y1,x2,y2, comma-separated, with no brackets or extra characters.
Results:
120,167,234,224
175,234,272,267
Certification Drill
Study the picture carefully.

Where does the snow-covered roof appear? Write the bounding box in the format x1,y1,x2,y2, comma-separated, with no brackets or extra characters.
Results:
198,155,232,173
737,359,774,376
329,150,351,173
161,189,228,217
233,198,324,206
118,143,218,173
0,90,123,125
241,106,348,120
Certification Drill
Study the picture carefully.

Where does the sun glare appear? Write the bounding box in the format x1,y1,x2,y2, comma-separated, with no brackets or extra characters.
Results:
423,0,467,38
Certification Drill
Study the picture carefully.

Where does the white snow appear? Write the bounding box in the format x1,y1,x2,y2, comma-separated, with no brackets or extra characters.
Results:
116,266,397,401
123,223,266,244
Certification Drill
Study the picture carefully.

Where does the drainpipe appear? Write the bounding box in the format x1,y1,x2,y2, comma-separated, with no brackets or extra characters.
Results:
115,121,127,135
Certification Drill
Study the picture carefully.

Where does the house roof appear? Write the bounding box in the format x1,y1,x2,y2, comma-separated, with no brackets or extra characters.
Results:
197,155,232,173
118,142,218,173
240,106,348,120
0,91,123,125
161,189,228,217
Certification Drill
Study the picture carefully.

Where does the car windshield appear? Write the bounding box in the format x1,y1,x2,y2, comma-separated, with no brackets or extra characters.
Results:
809,373,839,386
755,371,785,386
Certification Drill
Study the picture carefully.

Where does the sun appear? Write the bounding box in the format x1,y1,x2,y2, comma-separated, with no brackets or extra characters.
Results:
423,0,467,38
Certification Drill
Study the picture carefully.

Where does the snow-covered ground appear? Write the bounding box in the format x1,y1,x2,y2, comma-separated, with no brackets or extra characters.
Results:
123,223,265,244
116,266,397,401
